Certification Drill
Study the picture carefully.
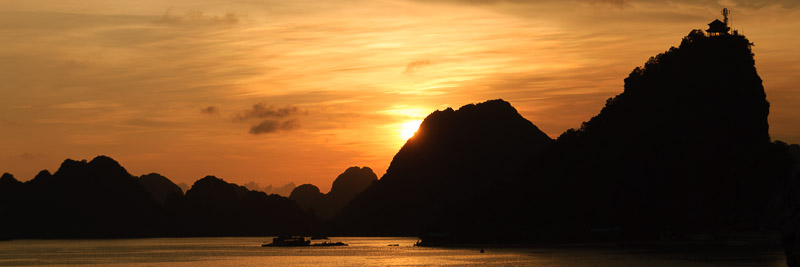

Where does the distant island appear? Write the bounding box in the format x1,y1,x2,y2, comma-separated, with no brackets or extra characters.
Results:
289,166,377,219
0,155,381,239
0,157,315,238
2,15,800,266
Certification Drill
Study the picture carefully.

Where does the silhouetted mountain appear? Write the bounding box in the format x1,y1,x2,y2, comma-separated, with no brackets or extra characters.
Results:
0,156,160,239
445,32,793,244
176,182,190,193
243,181,267,193
289,184,324,213
248,181,298,196
138,173,183,206
331,31,795,246
789,144,800,173
174,176,241,235
323,167,378,219
289,167,378,219
185,176,240,212
0,156,319,239
0,173,21,188
269,182,297,197
329,167,377,200
0,173,22,238
333,99,554,235
239,189,319,236
518,32,787,242
173,175,318,236
229,182,251,199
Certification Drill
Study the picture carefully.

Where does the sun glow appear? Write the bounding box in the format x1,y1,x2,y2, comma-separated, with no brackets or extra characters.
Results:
399,120,423,140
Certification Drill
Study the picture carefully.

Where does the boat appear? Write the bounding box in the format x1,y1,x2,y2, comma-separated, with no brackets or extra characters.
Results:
262,235,311,247
312,241,348,247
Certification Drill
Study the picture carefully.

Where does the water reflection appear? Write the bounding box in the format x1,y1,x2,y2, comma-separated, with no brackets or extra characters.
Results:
0,237,786,266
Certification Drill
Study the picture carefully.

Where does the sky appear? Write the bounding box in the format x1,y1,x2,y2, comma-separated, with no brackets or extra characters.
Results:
1,0,799,191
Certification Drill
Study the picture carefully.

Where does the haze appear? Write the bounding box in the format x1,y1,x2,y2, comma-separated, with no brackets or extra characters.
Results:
2,0,799,190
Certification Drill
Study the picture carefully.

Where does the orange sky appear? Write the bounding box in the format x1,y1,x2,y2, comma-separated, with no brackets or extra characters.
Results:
2,0,799,192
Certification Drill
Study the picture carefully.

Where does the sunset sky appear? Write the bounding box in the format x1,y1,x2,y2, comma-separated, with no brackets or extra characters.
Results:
2,0,799,191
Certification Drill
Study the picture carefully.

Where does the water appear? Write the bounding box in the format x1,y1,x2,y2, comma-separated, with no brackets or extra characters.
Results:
0,237,786,266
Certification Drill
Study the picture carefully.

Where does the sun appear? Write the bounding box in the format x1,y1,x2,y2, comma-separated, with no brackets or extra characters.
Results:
399,120,423,140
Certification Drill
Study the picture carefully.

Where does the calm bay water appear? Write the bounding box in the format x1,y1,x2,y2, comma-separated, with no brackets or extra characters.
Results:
0,237,786,266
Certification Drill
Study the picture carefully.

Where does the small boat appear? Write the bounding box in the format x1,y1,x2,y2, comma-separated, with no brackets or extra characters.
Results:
312,241,348,247
262,235,311,247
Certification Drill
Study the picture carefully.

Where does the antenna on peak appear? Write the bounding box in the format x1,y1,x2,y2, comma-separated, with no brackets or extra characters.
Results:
722,8,730,26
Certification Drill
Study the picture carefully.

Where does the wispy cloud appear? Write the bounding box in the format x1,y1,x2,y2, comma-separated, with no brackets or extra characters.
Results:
8,152,47,160
410,0,545,5
403,60,435,74
234,103,304,121
155,9,242,25
200,105,219,115
249,118,300,134
53,101,122,110
234,103,306,135
591,0,629,8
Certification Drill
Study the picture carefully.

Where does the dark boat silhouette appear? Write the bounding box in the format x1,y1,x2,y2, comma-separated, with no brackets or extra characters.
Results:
262,235,311,247
313,241,348,247
262,235,348,247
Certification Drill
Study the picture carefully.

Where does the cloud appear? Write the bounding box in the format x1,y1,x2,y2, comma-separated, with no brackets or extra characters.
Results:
155,8,241,25
249,119,300,134
9,152,46,160
1,118,21,126
53,101,121,110
281,119,301,131
414,0,799,8
409,0,541,5
200,105,219,115
619,0,800,9
591,0,628,8
249,120,279,134
403,60,435,74
234,103,304,121
235,103,305,135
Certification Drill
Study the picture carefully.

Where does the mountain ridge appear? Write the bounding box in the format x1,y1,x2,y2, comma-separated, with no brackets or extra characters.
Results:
333,99,554,235
0,156,319,239
289,166,377,219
